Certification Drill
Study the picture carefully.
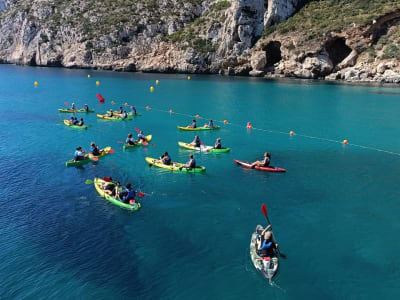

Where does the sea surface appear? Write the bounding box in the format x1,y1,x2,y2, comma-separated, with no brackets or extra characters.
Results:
0,65,399,299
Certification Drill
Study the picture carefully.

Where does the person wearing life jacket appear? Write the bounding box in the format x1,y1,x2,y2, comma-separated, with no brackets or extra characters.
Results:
214,138,222,149
189,119,197,128
74,146,86,161
130,106,137,115
90,142,102,156
184,154,196,168
191,135,201,147
251,152,271,168
78,118,85,126
84,104,89,112
160,151,172,165
256,225,278,258
71,103,76,111
126,133,136,145
72,117,79,125
69,116,74,124
119,183,136,204
121,111,128,119
205,120,214,128
137,131,146,142
107,110,114,117
118,106,123,114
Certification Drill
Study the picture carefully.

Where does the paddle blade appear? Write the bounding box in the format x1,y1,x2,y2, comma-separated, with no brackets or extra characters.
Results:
85,179,93,184
91,157,99,162
137,192,146,197
279,252,287,259
142,142,148,146
64,102,68,106
117,141,124,143
108,149,115,154
135,127,140,132
261,204,268,217
103,176,112,182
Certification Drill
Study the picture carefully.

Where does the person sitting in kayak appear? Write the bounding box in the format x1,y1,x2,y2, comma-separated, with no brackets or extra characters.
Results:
107,110,114,117
121,111,128,119
130,106,137,115
84,104,89,112
72,117,79,125
126,133,137,145
205,120,214,128
104,180,121,198
137,131,146,142
160,151,172,165
78,118,85,126
183,154,196,169
118,183,136,204
214,138,222,149
68,116,74,124
90,142,102,156
70,103,76,111
74,147,86,161
191,135,201,147
118,106,123,114
251,152,271,168
188,119,197,128
256,225,278,258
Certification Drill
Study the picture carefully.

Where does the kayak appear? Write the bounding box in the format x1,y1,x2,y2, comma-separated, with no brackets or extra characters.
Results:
250,225,279,280
177,126,220,131
107,110,142,117
145,157,206,172
63,120,88,130
65,146,112,167
123,135,152,149
178,142,230,153
94,178,141,211
234,160,286,172
58,109,95,113
97,114,132,120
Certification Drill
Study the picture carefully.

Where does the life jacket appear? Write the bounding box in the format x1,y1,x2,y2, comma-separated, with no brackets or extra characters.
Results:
257,240,274,257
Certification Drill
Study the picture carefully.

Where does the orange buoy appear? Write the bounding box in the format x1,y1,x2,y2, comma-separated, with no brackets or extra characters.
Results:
247,122,253,129
169,109,173,114
343,139,348,145
111,101,115,105
146,106,150,110
290,131,294,136
224,120,228,124
196,114,200,118
124,102,128,106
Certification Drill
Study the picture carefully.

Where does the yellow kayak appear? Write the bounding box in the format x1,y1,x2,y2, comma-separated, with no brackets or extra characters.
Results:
145,157,206,172
123,135,152,149
97,114,133,120
63,120,88,129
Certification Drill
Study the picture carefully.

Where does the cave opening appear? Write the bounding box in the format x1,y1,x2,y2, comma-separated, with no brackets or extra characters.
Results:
325,37,352,67
264,41,282,67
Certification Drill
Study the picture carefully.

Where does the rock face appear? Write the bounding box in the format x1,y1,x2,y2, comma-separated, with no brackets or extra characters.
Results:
0,0,399,84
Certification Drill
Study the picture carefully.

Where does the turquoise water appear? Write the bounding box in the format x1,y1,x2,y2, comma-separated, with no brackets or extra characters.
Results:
0,65,399,299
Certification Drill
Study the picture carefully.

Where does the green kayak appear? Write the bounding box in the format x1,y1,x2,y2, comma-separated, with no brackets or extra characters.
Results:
58,109,95,113
178,142,230,153
94,178,141,211
123,135,152,149
64,120,88,130
107,110,142,117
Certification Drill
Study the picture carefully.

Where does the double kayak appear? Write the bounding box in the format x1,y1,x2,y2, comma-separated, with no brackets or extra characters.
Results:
63,120,87,130
97,114,133,120
58,109,95,113
250,225,279,280
94,178,141,211
177,126,220,131
123,135,152,149
234,160,286,172
107,110,142,117
65,146,112,167
178,142,230,153
145,157,206,172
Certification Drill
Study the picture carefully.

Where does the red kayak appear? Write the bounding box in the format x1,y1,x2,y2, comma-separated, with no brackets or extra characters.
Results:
234,159,286,172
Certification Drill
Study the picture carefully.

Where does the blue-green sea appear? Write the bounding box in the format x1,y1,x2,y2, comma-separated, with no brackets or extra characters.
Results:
0,65,399,299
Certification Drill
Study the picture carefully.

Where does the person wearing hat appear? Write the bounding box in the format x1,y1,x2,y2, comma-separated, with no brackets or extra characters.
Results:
214,138,222,149
251,152,271,168
74,147,86,161
256,225,278,258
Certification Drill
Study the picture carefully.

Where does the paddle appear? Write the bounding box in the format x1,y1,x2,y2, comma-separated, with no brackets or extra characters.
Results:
108,149,115,154
261,204,287,259
137,192,146,197
135,127,140,132
85,179,93,184
117,141,124,143
64,102,68,106
141,141,148,146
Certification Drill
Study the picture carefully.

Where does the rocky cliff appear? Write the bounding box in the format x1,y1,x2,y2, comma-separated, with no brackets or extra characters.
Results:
0,0,399,83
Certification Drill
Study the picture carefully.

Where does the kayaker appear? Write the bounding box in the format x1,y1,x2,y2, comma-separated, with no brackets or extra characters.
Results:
126,133,137,145
214,138,222,149
104,180,121,198
70,103,76,110
84,104,89,112
118,183,136,204
72,117,79,125
205,120,214,128
118,106,123,114
69,116,74,124
121,111,128,119
74,146,86,161
130,106,137,115
188,119,197,128
107,110,114,117
191,135,201,147
181,154,196,169
160,151,172,165
137,131,146,142
256,225,278,258
251,152,271,168
78,118,85,126
90,142,102,156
